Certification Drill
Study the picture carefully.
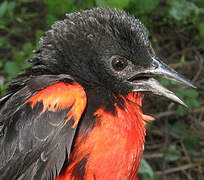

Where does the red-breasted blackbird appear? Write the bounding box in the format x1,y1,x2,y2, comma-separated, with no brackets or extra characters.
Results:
0,8,195,180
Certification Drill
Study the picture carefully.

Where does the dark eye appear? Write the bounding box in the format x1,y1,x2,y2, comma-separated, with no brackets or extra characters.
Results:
112,57,128,71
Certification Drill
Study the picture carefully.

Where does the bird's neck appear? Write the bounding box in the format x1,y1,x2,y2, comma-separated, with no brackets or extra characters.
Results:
56,92,146,180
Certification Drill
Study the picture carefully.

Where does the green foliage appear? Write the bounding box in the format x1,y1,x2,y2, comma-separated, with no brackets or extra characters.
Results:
0,37,10,49
0,0,35,95
35,29,44,47
160,77,200,117
4,61,20,78
176,89,200,116
179,56,185,67
14,43,33,67
45,0,75,27
184,136,199,151
197,22,204,39
167,0,204,39
0,1,16,19
167,0,200,23
130,0,160,15
127,0,160,25
164,145,181,162
106,0,129,9
159,78,180,88
2,42,33,82
0,1,16,30
138,158,156,180
96,0,129,9
168,121,187,137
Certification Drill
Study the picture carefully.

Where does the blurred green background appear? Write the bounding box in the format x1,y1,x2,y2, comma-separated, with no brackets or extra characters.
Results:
0,0,203,179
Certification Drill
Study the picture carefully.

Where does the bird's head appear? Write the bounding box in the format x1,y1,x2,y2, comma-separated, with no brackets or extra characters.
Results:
31,8,195,106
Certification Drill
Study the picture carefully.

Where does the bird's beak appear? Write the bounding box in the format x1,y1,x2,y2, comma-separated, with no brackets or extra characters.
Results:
128,56,196,107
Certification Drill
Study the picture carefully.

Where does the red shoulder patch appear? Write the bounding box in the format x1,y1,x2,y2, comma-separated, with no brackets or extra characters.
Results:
25,82,87,128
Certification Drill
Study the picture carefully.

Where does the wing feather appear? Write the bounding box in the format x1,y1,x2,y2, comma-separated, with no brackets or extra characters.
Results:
0,75,87,180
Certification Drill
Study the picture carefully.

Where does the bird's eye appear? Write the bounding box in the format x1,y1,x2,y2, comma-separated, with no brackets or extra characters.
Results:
112,57,128,71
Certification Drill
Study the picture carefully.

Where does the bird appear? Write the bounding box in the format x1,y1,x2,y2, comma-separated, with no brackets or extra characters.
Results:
0,8,195,180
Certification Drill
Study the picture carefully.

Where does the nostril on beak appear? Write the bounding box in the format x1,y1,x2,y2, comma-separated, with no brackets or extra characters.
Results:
151,59,159,69
151,56,162,69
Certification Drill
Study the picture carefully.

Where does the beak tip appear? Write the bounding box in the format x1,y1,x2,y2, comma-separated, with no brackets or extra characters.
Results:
184,80,197,89
192,84,197,89
168,93,188,108
180,101,188,108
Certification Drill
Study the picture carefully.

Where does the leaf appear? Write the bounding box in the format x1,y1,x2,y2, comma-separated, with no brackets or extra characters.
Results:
45,0,75,27
159,78,171,87
175,89,199,116
0,37,6,47
4,61,20,78
179,55,185,67
167,0,199,23
46,14,58,28
182,89,199,98
197,22,204,39
184,136,199,151
36,29,44,47
7,2,16,12
23,42,34,57
0,1,8,18
107,0,129,9
164,145,181,162
96,0,108,7
131,0,160,14
138,158,154,178
159,78,180,88
169,121,186,136
0,61,3,68
0,83,7,96
177,106,187,117
0,23,7,30
0,1,16,19
14,50,24,64
45,0,75,14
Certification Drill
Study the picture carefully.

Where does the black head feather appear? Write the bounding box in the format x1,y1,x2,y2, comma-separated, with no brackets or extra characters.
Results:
9,8,155,94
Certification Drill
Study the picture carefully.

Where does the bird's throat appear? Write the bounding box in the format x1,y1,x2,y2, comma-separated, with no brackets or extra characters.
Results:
56,92,147,180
